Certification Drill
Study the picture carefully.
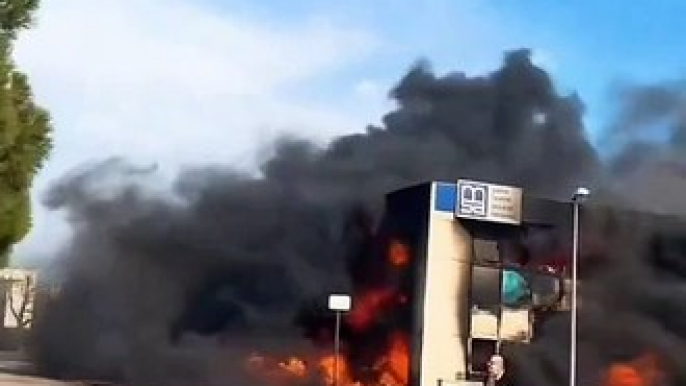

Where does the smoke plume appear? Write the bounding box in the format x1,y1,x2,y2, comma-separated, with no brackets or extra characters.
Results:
509,77,686,386
27,49,686,385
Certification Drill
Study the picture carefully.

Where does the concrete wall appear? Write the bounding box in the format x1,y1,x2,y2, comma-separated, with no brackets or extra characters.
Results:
418,183,472,386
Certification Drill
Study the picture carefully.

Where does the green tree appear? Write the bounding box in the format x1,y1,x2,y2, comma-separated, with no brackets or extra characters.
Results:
0,0,52,266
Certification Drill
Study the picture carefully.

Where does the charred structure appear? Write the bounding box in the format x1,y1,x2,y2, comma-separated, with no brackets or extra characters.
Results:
372,180,574,386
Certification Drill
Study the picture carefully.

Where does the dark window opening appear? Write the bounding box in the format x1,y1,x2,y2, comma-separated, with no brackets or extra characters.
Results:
469,338,498,375
469,224,568,320
469,224,569,274
470,265,501,313
473,238,500,265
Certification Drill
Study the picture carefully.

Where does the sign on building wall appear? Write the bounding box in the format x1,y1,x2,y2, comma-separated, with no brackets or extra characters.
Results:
454,179,522,225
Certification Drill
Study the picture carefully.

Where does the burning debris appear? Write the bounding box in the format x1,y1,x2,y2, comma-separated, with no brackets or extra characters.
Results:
24,49,686,386
603,353,664,386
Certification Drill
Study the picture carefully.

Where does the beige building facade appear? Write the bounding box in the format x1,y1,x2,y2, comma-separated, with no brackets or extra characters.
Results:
380,180,571,386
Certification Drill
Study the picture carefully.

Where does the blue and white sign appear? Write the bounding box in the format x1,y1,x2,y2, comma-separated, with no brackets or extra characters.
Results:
455,179,522,224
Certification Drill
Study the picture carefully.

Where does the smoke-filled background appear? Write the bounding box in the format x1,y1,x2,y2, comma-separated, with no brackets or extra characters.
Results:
26,49,686,385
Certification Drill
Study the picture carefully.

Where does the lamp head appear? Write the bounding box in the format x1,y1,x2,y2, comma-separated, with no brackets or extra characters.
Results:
572,187,590,202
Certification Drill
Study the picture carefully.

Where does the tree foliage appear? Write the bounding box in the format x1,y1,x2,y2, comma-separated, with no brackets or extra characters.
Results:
0,0,52,265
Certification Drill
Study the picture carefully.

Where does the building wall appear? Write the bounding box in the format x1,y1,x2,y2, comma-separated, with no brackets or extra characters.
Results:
0,268,37,329
418,194,472,385
411,181,555,386
384,181,570,386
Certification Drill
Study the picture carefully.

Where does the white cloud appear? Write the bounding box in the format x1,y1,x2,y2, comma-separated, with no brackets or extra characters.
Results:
11,0,383,264
354,79,385,100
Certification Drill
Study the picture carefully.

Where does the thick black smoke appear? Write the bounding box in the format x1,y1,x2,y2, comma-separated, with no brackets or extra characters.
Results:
606,80,686,214
506,79,686,385
27,49,686,385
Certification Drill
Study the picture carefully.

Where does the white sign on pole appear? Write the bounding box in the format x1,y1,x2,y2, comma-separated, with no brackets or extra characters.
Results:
328,294,352,311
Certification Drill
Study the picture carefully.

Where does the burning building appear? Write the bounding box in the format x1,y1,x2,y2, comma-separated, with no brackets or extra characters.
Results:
363,179,572,386
189,177,575,386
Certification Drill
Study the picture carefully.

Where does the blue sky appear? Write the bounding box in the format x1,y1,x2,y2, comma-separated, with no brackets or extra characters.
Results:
212,0,686,141
10,0,686,264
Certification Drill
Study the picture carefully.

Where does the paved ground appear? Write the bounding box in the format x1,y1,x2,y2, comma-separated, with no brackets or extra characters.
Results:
0,350,33,375
0,351,124,386
0,351,100,386
0,372,117,386
0,373,73,385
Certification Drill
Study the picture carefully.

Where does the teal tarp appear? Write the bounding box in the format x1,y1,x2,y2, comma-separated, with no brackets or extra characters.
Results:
501,270,529,306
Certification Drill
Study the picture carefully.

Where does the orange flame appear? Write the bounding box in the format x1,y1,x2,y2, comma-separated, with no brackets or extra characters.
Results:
245,333,410,386
346,289,395,331
319,354,358,386
388,241,410,267
377,333,409,386
245,353,311,384
603,353,663,386
279,356,308,377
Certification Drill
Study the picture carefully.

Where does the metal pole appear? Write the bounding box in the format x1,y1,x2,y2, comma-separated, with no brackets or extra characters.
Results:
569,200,580,386
496,269,503,355
334,310,341,386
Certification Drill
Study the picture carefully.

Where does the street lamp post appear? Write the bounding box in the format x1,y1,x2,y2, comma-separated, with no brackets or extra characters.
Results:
328,294,352,386
570,187,590,386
